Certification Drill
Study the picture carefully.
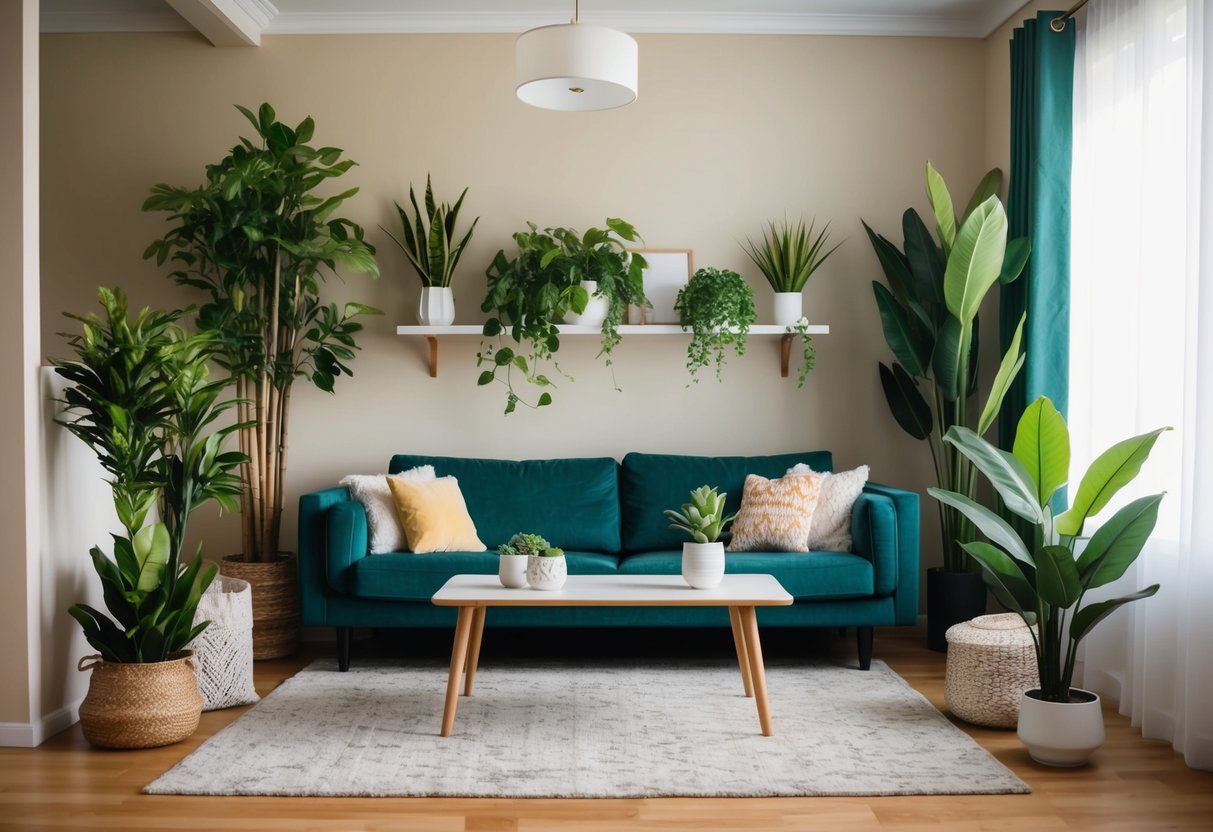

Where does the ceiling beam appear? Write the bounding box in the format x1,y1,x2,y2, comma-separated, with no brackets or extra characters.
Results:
164,0,272,47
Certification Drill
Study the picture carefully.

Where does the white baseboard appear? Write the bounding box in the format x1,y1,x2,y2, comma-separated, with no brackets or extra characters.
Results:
0,699,81,747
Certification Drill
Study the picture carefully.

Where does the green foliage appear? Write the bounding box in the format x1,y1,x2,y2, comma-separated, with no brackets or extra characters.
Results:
380,174,479,288
478,218,647,413
664,485,738,544
928,396,1167,701
499,532,550,556
674,268,756,382
55,288,246,663
785,317,817,388
742,217,842,293
864,163,1031,571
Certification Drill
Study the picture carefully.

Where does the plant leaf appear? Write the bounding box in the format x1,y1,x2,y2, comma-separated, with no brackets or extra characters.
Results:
977,312,1026,435
961,540,1036,615
1076,494,1163,588
928,487,1032,565
1000,236,1031,284
943,426,1043,523
873,282,930,377
961,168,1003,224
925,162,957,254
1070,585,1160,643
943,195,1007,325
878,362,931,440
1056,427,1170,536
1013,395,1070,507
1036,544,1082,609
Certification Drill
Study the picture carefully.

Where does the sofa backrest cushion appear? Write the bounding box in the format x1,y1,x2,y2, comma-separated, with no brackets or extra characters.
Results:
620,451,833,553
388,454,621,553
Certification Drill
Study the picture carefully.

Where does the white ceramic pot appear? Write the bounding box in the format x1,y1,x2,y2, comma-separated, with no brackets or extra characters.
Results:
526,555,567,590
1017,688,1105,766
681,541,725,589
773,292,803,327
499,555,529,588
417,286,456,326
562,280,609,327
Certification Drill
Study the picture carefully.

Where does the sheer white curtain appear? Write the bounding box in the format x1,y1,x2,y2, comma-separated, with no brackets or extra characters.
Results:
1070,0,1213,770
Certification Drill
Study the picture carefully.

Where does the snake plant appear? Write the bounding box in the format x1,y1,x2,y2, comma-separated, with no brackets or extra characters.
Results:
382,174,479,288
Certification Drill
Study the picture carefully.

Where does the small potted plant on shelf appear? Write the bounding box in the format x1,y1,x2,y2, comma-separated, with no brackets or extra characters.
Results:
507,533,565,590
742,217,841,326
498,532,551,588
380,174,479,326
673,267,756,382
478,218,647,414
665,485,737,588
929,396,1167,767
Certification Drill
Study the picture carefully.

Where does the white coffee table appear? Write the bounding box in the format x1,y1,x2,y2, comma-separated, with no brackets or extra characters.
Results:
431,573,793,737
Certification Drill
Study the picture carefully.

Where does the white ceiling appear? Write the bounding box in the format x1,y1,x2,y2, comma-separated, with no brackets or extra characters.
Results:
41,0,1030,39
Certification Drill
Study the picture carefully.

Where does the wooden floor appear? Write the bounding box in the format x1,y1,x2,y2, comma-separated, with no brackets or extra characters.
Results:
2,626,1210,831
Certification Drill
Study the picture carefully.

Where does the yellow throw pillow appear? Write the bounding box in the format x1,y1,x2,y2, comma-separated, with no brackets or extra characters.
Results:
386,476,486,554
727,472,824,553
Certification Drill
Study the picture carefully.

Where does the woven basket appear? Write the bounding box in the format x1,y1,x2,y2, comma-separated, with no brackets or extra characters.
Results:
945,613,1038,729
77,650,202,749
221,553,300,660
192,575,260,710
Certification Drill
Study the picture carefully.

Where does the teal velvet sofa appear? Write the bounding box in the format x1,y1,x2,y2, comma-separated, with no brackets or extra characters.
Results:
298,450,919,671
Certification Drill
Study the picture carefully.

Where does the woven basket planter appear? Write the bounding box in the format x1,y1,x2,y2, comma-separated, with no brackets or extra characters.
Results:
192,575,260,710
221,554,300,660
77,650,202,749
945,613,1038,729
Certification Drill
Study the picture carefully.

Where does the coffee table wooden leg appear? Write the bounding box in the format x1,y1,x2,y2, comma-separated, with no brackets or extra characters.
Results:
441,606,474,737
464,606,487,697
728,606,754,698
739,605,774,736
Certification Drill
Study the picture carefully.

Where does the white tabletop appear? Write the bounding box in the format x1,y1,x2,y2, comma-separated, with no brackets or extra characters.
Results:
431,574,793,607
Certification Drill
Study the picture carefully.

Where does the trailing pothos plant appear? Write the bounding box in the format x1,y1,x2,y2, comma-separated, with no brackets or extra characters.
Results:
674,267,756,382
55,288,247,663
143,103,380,563
478,218,647,414
863,162,1031,572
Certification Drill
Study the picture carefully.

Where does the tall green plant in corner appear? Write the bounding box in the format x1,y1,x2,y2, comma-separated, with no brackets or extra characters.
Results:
864,163,1032,574
143,103,380,563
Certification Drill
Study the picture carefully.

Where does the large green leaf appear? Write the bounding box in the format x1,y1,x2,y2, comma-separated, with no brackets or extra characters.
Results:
1013,395,1070,507
1000,236,1031,284
932,314,968,402
928,487,1032,565
925,162,957,255
901,208,945,312
961,167,1003,224
943,195,1008,325
132,523,170,594
1070,585,1160,643
1076,494,1163,588
1056,427,1170,536
862,221,915,304
1035,544,1082,608
944,426,1043,523
878,362,931,440
873,282,930,377
977,313,1026,435
961,540,1036,615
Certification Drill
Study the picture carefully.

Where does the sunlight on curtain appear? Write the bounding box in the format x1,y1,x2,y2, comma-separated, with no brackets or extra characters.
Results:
1070,0,1212,769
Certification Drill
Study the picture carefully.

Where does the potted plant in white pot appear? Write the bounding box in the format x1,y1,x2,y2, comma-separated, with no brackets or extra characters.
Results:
673,267,756,383
521,536,567,591
930,396,1168,766
498,532,552,588
143,103,380,658
55,288,246,748
380,174,479,326
664,485,738,589
742,217,841,326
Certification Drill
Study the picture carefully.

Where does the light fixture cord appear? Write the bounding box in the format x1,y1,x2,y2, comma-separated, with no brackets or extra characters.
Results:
574,0,579,24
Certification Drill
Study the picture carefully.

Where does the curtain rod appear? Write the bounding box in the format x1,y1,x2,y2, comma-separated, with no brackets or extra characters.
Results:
1050,0,1090,31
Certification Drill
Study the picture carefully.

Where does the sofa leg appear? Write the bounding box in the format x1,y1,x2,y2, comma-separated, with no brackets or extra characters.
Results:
337,627,351,672
857,626,873,671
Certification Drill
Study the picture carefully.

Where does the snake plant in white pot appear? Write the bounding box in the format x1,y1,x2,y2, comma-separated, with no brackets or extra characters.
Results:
665,486,737,589
929,396,1168,766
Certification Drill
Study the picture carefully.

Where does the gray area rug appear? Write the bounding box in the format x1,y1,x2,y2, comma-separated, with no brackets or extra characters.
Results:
146,658,1029,797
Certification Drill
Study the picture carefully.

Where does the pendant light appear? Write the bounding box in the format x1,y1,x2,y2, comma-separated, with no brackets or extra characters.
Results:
515,0,638,111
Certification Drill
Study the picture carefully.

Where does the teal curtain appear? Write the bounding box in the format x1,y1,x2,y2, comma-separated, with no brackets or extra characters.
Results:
1000,11,1075,452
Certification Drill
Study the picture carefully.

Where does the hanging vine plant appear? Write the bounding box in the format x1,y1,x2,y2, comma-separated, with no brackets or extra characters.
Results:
674,267,756,382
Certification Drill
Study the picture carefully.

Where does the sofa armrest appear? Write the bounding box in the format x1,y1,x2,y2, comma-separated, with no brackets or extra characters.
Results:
298,486,361,626
326,499,369,592
851,481,920,626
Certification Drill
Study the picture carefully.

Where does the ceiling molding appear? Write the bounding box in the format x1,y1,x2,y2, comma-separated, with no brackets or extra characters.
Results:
971,0,1033,38
165,0,267,45
265,11,986,38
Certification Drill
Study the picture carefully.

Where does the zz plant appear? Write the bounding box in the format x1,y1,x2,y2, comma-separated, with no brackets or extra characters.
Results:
664,486,738,544
478,218,647,414
381,174,479,287
674,267,756,382
929,397,1167,702
55,288,246,663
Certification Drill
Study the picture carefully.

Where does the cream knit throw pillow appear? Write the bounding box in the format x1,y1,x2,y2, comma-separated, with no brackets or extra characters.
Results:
340,465,436,554
727,472,824,552
786,463,870,552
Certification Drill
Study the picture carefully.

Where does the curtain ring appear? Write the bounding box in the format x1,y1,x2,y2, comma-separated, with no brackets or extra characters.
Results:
1050,16,1068,32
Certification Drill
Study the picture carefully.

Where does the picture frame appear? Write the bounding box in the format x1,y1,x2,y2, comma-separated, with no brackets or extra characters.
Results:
628,249,694,324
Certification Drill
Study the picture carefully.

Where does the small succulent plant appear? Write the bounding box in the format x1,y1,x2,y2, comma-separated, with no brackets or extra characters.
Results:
499,532,563,557
664,485,738,544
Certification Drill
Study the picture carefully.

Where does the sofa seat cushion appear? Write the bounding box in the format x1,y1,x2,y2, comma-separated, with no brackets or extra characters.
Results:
350,551,621,602
389,455,620,553
617,550,874,600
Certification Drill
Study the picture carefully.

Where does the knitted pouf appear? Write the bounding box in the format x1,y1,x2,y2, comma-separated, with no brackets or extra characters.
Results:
944,613,1037,729
192,575,260,711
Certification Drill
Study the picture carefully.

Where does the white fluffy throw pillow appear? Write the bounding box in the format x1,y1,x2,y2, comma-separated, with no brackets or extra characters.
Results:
786,463,870,552
340,465,436,554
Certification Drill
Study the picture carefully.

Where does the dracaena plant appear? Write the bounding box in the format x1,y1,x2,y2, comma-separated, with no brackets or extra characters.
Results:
478,218,647,414
929,396,1167,702
742,217,842,293
55,288,247,663
380,174,479,288
864,163,1032,572
664,486,738,544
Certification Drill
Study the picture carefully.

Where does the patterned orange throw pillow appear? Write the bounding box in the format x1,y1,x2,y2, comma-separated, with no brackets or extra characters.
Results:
727,472,824,552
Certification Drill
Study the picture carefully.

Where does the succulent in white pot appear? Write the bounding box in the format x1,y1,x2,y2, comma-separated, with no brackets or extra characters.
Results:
664,485,738,589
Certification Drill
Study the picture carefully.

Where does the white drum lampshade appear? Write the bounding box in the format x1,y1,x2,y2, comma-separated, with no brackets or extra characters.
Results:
515,23,638,111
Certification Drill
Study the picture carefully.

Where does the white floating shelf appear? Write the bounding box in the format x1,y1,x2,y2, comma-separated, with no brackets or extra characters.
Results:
397,323,830,378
